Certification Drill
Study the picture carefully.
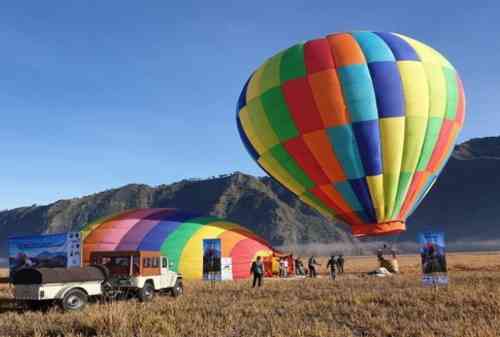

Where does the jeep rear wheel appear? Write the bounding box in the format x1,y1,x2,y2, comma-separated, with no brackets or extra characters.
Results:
171,279,183,297
61,289,88,311
138,282,155,302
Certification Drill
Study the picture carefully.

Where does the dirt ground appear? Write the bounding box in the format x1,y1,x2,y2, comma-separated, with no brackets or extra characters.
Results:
0,252,499,337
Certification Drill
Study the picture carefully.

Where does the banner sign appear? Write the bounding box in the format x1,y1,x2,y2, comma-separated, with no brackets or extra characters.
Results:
418,232,448,286
8,232,81,273
221,257,233,281
67,232,82,267
203,239,221,281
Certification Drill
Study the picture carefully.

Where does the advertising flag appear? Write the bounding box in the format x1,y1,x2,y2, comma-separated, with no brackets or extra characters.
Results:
203,239,221,281
8,232,81,273
418,232,448,286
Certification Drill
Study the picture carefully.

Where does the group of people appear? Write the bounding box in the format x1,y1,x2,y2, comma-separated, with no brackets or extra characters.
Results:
278,257,289,277
250,244,401,287
293,256,321,277
326,254,344,280
250,254,346,287
305,254,345,279
294,254,345,278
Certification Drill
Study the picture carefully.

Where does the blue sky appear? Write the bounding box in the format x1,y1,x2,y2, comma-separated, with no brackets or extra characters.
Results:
0,1,497,209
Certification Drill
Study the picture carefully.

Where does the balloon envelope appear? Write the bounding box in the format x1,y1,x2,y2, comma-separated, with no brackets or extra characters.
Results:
236,31,465,236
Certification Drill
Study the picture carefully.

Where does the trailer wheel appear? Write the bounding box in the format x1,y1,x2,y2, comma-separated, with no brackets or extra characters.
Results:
138,282,155,302
61,289,88,311
171,279,183,297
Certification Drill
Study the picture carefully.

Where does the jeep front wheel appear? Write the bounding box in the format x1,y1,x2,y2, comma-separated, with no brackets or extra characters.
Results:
171,279,183,297
138,282,155,302
61,289,88,311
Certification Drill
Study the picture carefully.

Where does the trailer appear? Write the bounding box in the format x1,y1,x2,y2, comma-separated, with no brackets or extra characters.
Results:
12,266,106,310
10,250,183,311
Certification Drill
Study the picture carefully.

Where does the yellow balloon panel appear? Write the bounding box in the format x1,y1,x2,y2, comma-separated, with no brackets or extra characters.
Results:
401,116,429,172
366,174,385,221
397,61,430,118
423,63,447,118
379,117,405,174
246,67,264,101
178,222,236,279
238,105,266,154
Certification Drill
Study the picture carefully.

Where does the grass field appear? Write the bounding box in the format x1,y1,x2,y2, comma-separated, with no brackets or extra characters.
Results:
1,253,500,337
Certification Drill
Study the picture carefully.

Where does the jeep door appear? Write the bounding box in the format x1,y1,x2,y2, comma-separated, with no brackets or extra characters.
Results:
160,257,174,288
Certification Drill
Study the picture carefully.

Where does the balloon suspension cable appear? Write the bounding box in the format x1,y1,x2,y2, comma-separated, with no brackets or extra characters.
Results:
386,232,402,253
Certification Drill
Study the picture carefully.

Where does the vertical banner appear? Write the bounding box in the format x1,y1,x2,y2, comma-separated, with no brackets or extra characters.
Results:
418,232,448,286
8,232,81,273
67,232,81,268
221,257,233,281
203,239,221,281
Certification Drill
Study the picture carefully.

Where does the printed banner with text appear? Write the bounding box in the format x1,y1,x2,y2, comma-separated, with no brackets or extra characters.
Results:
8,232,81,273
418,232,448,286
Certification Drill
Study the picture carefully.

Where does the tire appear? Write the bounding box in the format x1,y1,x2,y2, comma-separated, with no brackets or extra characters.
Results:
91,264,110,281
61,289,88,311
138,282,155,302
171,279,183,298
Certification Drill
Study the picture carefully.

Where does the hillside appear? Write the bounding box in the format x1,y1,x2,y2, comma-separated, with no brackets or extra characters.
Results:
1,136,500,256
0,173,353,257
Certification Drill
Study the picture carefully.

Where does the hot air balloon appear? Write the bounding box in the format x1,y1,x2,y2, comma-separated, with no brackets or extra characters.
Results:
236,31,465,237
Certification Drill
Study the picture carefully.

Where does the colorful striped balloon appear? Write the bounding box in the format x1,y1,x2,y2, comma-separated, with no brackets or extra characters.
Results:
236,31,465,237
81,209,274,279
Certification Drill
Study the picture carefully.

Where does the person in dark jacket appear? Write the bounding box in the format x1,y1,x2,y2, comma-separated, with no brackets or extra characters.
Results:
250,256,264,287
308,256,320,278
326,255,337,280
295,258,305,276
337,254,344,273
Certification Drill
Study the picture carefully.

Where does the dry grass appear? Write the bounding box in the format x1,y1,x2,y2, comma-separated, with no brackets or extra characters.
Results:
1,253,500,337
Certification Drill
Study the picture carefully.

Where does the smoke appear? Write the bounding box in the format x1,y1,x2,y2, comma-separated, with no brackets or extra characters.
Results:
276,240,500,256
445,240,500,252
276,241,387,257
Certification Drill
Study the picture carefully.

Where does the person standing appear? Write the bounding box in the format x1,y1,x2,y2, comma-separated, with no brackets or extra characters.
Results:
279,258,285,278
295,257,305,276
389,249,400,274
250,256,264,287
308,255,320,278
326,255,337,280
337,254,345,274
